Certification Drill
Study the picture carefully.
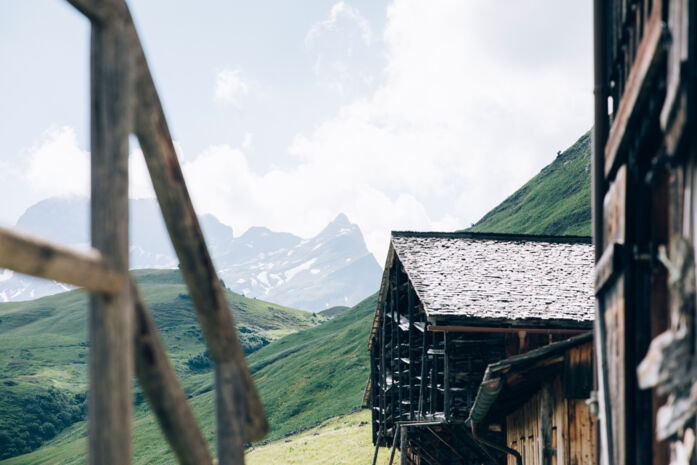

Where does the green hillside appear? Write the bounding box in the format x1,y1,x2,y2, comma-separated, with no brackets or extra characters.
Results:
0,274,377,464
0,269,320,461
469,131,591,236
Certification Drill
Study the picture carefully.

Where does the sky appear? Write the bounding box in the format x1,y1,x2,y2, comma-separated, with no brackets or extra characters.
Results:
0,0,593,262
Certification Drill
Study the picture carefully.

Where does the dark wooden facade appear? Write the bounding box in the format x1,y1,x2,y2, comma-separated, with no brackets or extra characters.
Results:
366,232,594,464
593,0,697,463
467,333,596,465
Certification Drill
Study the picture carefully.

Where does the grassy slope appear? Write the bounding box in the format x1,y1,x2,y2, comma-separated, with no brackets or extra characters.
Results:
248,293,376,440
469,131,591,236
1,291,378,464
0,269,320,462
246,410,396,465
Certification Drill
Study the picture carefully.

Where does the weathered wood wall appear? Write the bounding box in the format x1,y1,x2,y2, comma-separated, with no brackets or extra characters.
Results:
506,377,595,465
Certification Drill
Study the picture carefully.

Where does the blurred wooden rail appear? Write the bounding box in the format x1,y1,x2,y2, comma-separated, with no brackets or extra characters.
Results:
0,0,267,464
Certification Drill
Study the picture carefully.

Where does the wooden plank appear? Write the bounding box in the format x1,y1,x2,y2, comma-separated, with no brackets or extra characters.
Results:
564,341,594,399
111,4,268,445
602,276,626,465
594,242,624,295
540,383,553,465
603,165,627,250
604,9,667,177
132,281,214,465
88,1,134,462
0,226,124,294
216,361,246,464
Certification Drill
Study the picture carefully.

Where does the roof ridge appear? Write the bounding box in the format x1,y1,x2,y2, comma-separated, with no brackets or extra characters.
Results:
391,230,592,244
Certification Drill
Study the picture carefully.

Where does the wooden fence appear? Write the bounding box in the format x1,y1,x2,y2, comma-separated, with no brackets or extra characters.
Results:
0,0,267,463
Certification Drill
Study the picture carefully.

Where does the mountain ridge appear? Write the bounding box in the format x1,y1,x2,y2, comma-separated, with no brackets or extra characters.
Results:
4,199,382,310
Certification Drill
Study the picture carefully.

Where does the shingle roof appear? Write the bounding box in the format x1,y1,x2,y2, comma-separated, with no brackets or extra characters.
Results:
391,232,594,324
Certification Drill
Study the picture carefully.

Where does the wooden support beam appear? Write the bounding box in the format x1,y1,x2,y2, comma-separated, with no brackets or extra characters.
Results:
132,280,214,465
539,383,554,465
122,4,266,445
0,226,124,294
215,361,247,464
88,2,134,462
407,288,415,420
418,326,428,417
428,325,589,335
604,9,667,177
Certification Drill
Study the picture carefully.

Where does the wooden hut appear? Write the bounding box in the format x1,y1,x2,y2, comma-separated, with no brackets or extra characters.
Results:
467,332,596,465
365,232,595,464
592,0,697,463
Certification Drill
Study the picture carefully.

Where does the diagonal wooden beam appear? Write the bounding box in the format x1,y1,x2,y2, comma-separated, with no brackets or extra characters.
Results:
131,279,214,465
0,226,125,294
123,2,268,446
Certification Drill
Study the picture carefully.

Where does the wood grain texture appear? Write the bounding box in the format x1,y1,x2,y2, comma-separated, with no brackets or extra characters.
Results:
132,280,214,465
126,8,267,443
88,1,134,462
0,226,124,294
604,9,666,177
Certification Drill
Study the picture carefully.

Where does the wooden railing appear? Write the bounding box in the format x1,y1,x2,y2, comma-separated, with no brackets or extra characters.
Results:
0,0,266,463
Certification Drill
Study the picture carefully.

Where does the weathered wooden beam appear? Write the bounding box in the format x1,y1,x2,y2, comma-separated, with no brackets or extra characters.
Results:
428,325,589,335
539,384,553,465
132,280,214,465
215,361,247,464
124,4,266,445
604,9,667,177
88,1,134,462
65,0,109,23
407,287,414,420
0,226,124,294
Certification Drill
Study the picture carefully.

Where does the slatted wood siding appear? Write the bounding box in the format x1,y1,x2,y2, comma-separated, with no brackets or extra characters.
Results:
506,378,596,465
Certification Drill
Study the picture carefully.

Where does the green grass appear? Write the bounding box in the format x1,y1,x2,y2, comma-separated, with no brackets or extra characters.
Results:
248,293,377,441
0,278,377,464
468,131,591,236
246,409,395,465
0,269,322,462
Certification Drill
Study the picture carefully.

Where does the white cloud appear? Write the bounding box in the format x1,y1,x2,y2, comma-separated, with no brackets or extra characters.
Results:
181,0,592,262
306,2,372,46
25,126,90,198
4,0,592,266
241,132,253,150
306,2,376,95
214,69,250,105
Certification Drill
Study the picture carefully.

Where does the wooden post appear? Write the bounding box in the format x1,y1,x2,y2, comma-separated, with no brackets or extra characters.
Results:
408,287,414,420
539,383,554,465
443,331,450,421
418,323,427,417
395,265,403,423
216,361,247,464
400,426,407,465
129,19,266,447
390,267,397,425
88,1,134,463
388,424,400,465
132,281,214,465
381,298,387,442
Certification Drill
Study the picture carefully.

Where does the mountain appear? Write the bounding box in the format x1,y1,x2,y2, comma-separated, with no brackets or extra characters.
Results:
0,269,321,461
2,198,382,310
0,283,376,464
468,131,591,236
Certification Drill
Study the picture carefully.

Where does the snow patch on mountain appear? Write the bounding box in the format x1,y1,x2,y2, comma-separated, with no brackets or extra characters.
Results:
0,198,382,310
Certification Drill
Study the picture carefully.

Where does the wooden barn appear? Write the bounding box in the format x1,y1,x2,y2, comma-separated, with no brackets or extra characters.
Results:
467,332,596,465
592,0,697,463
365,232,595,464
